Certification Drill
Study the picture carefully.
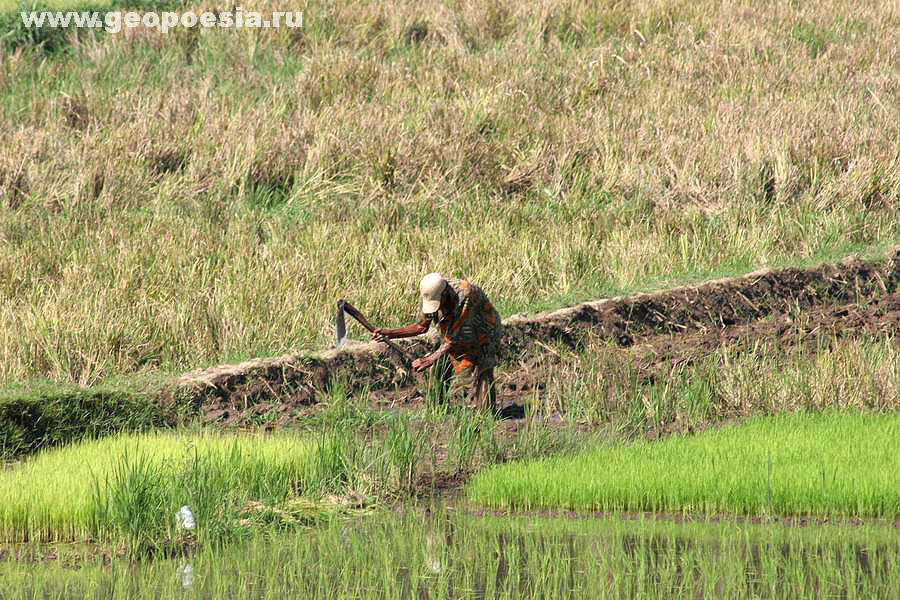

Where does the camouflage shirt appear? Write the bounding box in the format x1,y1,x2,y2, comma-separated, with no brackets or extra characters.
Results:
418,278,502,373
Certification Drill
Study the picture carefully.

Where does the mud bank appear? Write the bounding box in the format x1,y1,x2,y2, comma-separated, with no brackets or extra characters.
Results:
175,249,899,424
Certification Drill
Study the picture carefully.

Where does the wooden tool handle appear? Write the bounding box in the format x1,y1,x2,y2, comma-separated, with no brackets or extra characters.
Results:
340,301,378,333
339,300,412,365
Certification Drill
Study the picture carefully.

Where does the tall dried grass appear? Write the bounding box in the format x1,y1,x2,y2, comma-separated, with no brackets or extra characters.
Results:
0,0,897,384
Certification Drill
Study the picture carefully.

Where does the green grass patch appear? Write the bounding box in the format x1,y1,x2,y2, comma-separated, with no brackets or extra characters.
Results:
467,412,900,518
0,430,349,547
0,0,187,52
0,379,177,459
793,22,839,59
532,334,900,438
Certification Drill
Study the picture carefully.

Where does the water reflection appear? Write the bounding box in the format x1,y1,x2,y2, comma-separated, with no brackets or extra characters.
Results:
6,509,900,599
178,563,193,588
392,512,899,600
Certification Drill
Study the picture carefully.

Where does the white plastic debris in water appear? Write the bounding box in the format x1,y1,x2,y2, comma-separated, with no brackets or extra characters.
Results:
176,505,196,530
180,563,194,588
425,531,442,574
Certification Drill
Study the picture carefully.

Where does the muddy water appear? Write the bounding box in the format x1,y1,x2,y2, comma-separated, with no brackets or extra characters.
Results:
4,508,899,599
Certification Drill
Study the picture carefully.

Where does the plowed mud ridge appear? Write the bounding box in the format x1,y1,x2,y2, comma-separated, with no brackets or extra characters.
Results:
174,249,899,426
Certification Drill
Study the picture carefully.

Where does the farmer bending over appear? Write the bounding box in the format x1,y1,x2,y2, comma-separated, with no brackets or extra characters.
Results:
373,273,502,412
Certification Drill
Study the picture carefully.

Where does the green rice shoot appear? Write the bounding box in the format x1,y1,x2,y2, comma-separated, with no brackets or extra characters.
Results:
0,431,322,543
467,412,900,518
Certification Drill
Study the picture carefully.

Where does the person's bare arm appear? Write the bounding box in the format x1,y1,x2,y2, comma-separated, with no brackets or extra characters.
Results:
412,338,451,372
373,317,430,341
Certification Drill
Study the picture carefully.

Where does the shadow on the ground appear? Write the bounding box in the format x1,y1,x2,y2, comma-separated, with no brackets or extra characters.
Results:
496,403,526,420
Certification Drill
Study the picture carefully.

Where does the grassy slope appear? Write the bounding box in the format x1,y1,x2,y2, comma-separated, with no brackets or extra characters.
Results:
0,431,321,542
0,377,178,458
0,0,896,385
467,412,900,517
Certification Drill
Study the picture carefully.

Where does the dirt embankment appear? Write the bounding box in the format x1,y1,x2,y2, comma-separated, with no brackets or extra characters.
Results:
173,249,899,426
500,290,900,406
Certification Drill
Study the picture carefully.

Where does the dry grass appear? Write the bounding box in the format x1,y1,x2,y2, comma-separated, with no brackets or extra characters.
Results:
538,335,900,433
0,0,897,384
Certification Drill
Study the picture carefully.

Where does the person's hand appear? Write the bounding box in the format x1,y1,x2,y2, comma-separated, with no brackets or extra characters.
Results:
372,328,389,343
412,357,432,372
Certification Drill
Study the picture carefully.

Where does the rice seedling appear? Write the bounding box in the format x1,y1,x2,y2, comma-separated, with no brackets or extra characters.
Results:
449,408,480,471
0,379,172,459
467,412,900,518
0,431,337,545
378,414,420,495
309,382,387,432
502,402,585,464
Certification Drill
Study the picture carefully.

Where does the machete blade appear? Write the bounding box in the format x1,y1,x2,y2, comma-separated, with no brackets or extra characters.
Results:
335,300,347,349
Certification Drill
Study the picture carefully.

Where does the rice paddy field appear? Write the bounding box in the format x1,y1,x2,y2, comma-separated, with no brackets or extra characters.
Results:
0,432,332,544
3,509,900,599
466,412,900,517
2,0,900,596
3,345,899,597
0,0,898,386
